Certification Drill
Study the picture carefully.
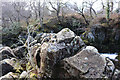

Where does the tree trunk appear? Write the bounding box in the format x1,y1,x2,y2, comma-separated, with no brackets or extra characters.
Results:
82,14,89,25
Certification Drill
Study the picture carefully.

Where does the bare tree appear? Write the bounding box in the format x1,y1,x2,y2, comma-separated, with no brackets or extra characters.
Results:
13,2,21,23
30,0,46,28
83,0,98,19
71,2,89,25
100,0,105,13
2,2,17,27
29,1,38,21
48,0,62,22
109,0,113,13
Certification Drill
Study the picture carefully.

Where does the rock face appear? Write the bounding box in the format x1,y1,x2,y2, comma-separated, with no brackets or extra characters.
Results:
0,47,16,60
54,46,115,78
33,28,85,77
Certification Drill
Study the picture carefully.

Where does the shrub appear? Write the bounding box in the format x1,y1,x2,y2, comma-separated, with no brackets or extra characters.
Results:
2,22,22,35
2,22,27,46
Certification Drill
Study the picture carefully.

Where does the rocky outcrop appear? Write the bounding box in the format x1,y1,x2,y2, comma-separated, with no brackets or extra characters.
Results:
1,28,119,79
53,46,115,78
33,28,85,77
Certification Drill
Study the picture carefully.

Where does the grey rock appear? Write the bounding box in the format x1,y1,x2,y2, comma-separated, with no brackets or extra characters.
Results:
56,28,76,43
56,46,115,78
39,42,68,77
32,28,85,78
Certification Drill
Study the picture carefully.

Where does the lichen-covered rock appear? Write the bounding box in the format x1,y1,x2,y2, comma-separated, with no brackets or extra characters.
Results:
55,46,115,78
56,28,76,43
68,36,85,55
39,41,85,77
0,47,16,60
39,42,68,77
32,28,85,78
35,28,76,45
35,33,56,44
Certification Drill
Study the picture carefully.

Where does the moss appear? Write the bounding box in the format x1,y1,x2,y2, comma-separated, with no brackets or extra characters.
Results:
14,61,24,73
82,31,89,37
26,62,33,71
67,28,70,32
30,72,38,79
83,40,89,44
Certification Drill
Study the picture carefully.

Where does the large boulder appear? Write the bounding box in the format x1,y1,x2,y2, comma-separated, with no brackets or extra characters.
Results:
39,42,68,77
54,46,115,78
0,47,16,60
35,28,76,44
33,28,85,77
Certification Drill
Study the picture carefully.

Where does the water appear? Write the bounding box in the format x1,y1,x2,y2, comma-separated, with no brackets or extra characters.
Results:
100,53,118,60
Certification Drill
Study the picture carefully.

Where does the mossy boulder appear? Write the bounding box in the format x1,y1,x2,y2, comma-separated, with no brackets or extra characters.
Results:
54,46,115,78
33,28,85,78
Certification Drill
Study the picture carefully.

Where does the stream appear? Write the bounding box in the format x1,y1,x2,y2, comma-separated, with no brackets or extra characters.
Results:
100,53,118,60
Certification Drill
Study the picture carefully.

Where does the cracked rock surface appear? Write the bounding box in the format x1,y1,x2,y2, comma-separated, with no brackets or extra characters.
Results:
53,46,115,78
